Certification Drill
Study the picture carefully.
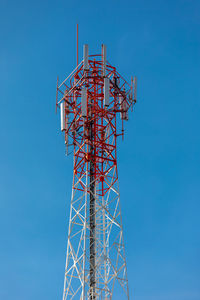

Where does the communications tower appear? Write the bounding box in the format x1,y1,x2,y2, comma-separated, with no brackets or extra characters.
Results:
56,44,137,300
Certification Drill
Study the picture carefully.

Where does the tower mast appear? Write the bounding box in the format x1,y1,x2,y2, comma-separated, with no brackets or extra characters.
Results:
56,43,137,300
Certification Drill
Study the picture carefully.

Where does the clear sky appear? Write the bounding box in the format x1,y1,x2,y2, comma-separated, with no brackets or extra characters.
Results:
0,0,200,299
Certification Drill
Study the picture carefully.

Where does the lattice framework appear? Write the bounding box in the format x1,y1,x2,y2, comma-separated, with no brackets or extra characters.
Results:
56,47,136,300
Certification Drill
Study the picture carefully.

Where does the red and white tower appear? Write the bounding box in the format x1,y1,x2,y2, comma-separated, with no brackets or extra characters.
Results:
56,44,137,300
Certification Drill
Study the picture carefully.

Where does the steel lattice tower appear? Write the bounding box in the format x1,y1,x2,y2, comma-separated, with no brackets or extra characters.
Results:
56,44,137,300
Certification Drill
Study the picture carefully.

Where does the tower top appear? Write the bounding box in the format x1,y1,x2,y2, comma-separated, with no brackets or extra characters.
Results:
56,44,137,156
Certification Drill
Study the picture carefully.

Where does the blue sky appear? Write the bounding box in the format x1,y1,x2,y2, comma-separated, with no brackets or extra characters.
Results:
0,0,200,299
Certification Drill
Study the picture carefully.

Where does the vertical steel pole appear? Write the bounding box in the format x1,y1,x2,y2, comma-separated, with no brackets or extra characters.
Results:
89,117,96,299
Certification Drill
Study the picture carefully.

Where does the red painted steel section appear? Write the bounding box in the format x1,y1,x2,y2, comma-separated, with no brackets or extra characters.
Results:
57,55,136,197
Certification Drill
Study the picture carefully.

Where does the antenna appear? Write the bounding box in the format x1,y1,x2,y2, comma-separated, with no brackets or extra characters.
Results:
77,23,79,67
